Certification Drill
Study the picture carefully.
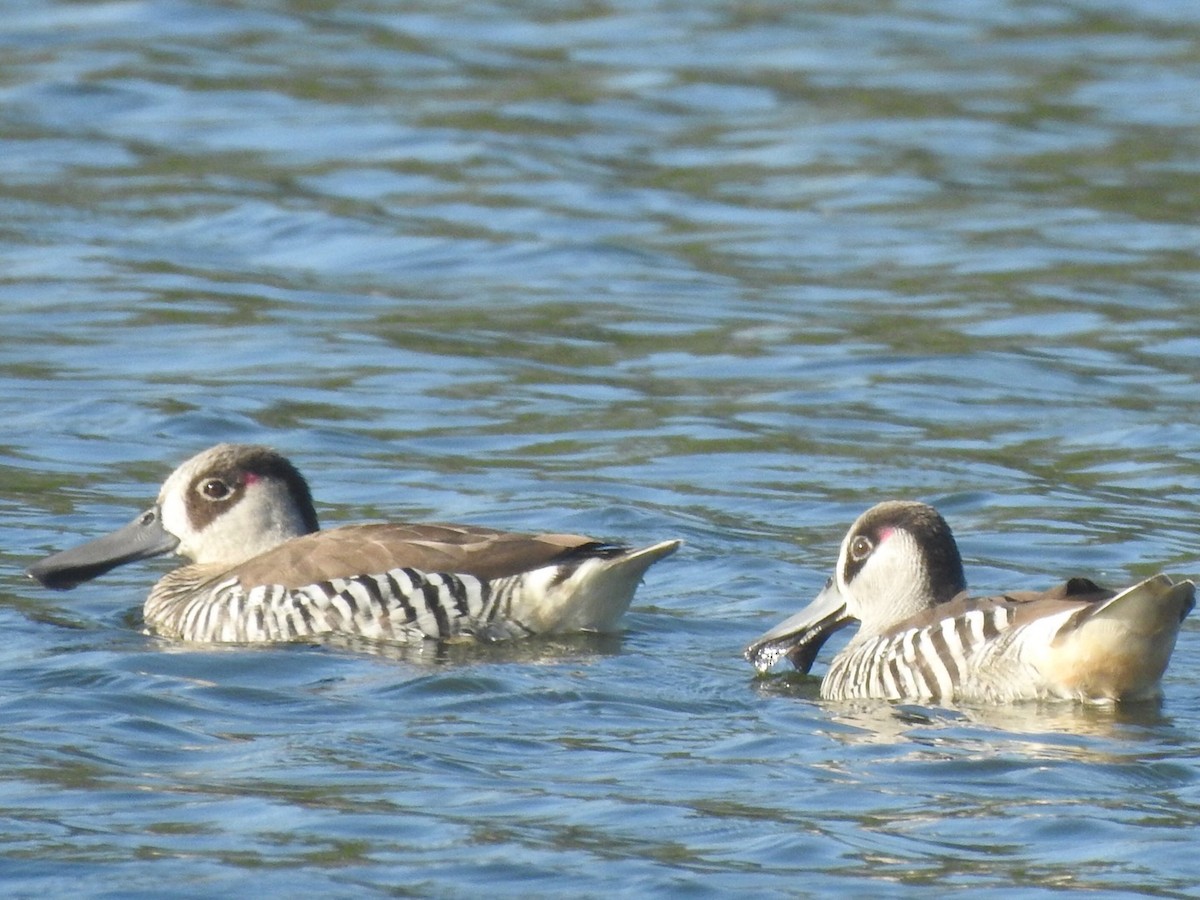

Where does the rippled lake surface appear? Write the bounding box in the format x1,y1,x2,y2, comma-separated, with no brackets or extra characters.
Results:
3,0,1200,895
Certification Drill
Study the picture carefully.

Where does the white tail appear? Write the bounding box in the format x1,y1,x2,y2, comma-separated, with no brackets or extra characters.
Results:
520,540,682,634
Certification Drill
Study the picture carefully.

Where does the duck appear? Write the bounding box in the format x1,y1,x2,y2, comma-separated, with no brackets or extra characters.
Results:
27,443,681,644
745,501,1194,704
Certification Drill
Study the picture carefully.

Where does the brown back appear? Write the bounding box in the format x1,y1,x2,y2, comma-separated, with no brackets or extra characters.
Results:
887,576,1117,635
227,523,606,589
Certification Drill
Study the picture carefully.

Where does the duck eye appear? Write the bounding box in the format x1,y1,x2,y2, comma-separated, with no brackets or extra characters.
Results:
849,534,873,562
199,478,232,501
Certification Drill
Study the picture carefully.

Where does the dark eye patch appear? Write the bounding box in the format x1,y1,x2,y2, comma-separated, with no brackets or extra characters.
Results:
843,530,876,584
185,473,245,533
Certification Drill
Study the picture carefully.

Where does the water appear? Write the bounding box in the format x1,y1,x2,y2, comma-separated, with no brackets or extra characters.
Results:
2,0,1200,895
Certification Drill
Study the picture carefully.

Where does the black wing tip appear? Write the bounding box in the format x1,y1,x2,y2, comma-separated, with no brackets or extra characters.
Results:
553,541,631,564
1064,576,1105,595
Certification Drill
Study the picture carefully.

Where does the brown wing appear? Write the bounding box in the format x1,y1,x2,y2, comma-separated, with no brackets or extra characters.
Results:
995,577,1119,628
894,577,1117,633
997,577,1114,605
228,523,610,589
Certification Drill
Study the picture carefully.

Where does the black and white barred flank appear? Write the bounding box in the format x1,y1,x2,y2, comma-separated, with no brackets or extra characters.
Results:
146,566,539,643
822,604,1016,701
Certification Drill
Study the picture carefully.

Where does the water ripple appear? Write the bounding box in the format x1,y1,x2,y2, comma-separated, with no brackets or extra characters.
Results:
2,0,1200,895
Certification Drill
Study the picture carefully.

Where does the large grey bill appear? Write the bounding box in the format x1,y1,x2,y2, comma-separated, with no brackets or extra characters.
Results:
744,578,854,673
27,507,179,590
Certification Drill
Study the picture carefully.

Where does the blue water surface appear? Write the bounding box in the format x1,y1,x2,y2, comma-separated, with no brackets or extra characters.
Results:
2,1,1199,896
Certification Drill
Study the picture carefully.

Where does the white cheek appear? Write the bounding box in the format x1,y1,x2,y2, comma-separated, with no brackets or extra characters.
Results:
157,485,193,551
844,535,929,632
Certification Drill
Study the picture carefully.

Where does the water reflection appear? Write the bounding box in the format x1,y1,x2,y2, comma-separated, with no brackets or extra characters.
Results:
752,669,1177,754
824,697,1172,751
316,630,626,667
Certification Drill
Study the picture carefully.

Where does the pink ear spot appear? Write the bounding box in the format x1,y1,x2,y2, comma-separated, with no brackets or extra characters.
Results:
243,472,261,486
878,526,895,543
